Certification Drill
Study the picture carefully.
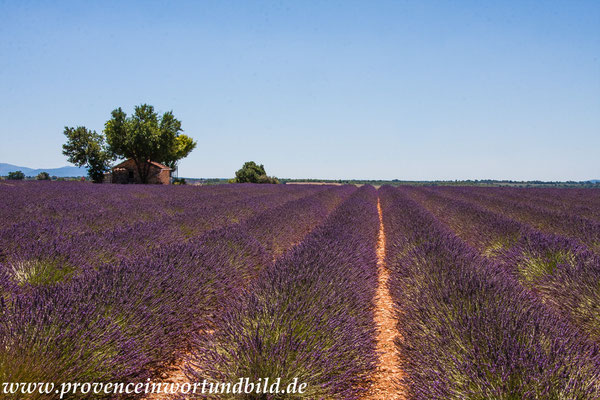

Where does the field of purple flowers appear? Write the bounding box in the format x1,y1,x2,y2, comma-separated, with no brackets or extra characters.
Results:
1,181,599,399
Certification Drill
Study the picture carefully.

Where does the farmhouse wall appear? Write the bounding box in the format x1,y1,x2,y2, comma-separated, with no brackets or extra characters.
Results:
109,159,172,184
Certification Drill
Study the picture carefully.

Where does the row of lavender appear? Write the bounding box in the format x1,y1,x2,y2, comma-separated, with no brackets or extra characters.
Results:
435,186,600,250
0,181,303,227
0,182,327,277
408,186,600,343
186,186,380,399
455,186,600,222
0,180,358,278
0,182,354,398
380,186,600,399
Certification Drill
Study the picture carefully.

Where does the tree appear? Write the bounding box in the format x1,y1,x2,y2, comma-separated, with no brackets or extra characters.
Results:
7,171,25,180
104,104,196,183
36,172,50,180
234,161,279,184
62,126,114,183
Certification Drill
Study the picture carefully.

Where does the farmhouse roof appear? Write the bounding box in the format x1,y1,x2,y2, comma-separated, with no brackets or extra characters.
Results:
112,159,172,171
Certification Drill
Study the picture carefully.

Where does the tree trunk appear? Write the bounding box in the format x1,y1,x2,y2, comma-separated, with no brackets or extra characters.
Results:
133,159,148,184
142,161,150,184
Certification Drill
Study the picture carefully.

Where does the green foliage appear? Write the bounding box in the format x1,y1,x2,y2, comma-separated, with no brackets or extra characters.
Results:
172,177,187,185
257,174,280,184
104,104,196,183
11,259,75,286
163,134,196,169
234,161,279,184
236,161,266,182
518,250,575,283
62,126,114,183
36,172,50,180
7,171,25,180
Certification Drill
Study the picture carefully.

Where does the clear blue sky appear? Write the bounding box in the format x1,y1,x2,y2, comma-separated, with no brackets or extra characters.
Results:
1,0,598,180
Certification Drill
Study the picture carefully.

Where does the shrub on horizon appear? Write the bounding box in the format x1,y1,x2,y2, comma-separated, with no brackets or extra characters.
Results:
36,172,50,180
234,161,279,184
7,171,25,180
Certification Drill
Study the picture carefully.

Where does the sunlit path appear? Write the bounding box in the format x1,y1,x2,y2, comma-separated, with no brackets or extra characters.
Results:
364,197,405,400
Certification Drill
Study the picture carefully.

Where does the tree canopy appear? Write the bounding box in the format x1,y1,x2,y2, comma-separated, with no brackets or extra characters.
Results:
62,126,114,183
234,161,279,184
104,104,196,183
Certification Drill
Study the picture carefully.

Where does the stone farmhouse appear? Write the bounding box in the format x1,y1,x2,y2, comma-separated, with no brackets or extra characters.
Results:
106,159,172,184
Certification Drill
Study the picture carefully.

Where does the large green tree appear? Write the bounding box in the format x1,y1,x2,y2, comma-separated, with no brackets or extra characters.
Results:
104,104,196,183
62,126,113,183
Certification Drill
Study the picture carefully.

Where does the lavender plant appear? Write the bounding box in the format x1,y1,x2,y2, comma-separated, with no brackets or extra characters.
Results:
186,186,379,399
379,186,600,400
405,186,600,343
0,182,350,397
436,186,600,251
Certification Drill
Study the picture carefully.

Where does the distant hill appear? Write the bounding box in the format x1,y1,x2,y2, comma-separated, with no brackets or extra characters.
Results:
590,179,600,183
0,163,87,177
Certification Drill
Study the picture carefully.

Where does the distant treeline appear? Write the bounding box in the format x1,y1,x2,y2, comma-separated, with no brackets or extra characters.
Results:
3,175,599,188
280,178,600,188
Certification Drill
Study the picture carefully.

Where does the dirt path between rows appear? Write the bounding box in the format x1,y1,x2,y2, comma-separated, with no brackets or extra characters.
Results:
143,357,190,399
364,198,405,400
145,197,404,400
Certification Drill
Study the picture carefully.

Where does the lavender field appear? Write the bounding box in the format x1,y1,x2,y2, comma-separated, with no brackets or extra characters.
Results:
1,181,600,399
